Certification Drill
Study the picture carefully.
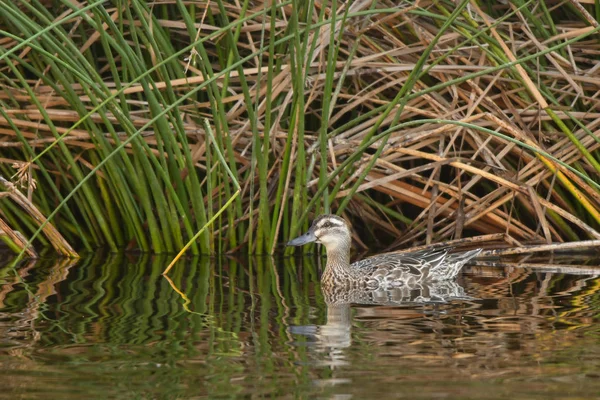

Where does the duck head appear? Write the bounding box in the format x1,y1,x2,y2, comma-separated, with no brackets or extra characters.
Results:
287,215,351,252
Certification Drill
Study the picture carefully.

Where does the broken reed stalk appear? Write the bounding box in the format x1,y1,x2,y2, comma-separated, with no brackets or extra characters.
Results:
0,215,37,258
480,240,600,257
391,233,507,254
0,176,77,258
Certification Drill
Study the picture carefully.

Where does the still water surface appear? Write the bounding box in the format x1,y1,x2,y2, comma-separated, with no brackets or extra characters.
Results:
0,252,599,399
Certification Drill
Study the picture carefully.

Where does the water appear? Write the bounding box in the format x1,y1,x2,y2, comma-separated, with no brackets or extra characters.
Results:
1,252,599,399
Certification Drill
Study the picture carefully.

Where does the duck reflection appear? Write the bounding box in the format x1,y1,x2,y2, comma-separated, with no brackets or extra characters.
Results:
321,278,471,306
290,280,471,372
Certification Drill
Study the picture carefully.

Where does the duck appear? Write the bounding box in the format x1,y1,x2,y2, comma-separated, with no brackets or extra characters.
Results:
287,214,481,290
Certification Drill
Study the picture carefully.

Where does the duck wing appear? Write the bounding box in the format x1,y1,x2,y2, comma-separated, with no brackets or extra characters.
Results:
352,248,452,288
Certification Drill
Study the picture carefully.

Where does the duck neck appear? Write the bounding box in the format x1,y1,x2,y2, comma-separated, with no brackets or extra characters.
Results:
321,240,352,285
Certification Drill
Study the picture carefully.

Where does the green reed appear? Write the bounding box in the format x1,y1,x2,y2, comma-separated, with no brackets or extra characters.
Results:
1,0,600,257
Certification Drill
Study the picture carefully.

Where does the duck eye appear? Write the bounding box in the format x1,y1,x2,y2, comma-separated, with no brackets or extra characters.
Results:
320,221,335,229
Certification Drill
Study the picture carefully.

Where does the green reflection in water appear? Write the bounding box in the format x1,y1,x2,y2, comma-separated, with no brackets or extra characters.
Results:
0,253,599,399
0,253,326,398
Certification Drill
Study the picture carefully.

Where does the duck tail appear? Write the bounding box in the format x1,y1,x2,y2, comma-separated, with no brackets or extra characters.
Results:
449,248,482,264
442,248,482,279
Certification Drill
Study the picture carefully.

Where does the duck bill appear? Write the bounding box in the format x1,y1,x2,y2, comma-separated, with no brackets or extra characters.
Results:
286,231,317,246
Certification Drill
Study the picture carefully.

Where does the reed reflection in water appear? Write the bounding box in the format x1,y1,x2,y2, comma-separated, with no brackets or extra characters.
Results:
0,252,599,399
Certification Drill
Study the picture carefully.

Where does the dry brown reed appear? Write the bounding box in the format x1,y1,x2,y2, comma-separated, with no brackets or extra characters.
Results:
1,0,600,255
